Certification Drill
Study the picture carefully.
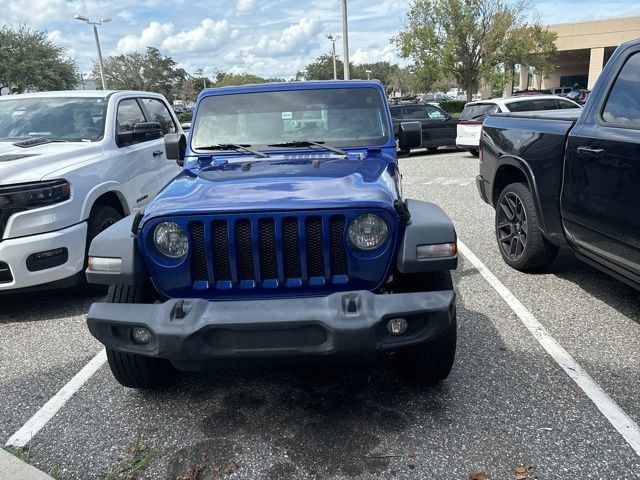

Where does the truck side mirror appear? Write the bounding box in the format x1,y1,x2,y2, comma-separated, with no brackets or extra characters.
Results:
398,121,422,150
164,133,187,166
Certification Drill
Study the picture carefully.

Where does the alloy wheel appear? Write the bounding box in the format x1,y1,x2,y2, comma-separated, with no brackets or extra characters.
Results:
497,192,528,262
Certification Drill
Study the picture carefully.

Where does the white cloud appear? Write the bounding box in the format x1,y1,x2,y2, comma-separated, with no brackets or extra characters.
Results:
351,43,397,65
117,10,137,25
116,21,175,53
236,0,254,12
253,18,321,56
160,18,230,53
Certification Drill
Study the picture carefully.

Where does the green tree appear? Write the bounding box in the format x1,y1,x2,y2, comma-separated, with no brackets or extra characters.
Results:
92,47,186,101
351,61,400,89
213,72,276,87
387,67,422,97
0,25,78,93
394,0,554,101
297,54,345,81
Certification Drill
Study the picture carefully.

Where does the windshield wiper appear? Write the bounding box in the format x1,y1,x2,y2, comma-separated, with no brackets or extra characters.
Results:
197,144,269,158
268,140,346,156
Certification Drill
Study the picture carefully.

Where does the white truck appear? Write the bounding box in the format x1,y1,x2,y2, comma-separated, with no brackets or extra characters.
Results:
0,90,181,292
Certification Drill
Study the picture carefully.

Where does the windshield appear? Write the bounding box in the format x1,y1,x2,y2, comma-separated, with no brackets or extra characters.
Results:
0,97,107,142
191,87,390,151
460,103,499,121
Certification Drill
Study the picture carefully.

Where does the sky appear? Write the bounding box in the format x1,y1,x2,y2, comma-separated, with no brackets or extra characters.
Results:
4,0,640,79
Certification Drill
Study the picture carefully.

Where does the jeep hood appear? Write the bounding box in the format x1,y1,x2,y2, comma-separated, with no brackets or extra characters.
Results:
0,141,103,185
143,155,399,219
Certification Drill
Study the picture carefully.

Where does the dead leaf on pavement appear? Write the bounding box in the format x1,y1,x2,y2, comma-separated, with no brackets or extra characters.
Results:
469,471,489,480
514,464,535,480
407,451,417,458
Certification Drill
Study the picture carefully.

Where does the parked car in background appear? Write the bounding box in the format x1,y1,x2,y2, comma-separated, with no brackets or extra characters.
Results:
566,89,591,105
477,38,640,289
552,87,574,96
512,89,553,96
419,92,455,104
0,90,181,292
456,95,581,156
391,103,458,153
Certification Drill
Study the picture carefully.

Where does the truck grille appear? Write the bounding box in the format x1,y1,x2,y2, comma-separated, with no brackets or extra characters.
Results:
187,214,348,289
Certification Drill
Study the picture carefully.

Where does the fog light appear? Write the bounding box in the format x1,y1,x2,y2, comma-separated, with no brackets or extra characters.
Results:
387,318,408,335
131,327,151,344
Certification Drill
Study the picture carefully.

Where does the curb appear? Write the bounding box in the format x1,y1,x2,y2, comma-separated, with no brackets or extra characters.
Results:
0,448,54,480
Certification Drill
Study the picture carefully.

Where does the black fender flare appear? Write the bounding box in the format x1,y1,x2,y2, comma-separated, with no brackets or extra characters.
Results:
85,214,146,286
396,199,458,274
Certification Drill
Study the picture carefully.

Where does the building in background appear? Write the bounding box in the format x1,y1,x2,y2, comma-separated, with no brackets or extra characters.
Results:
522,15,640,92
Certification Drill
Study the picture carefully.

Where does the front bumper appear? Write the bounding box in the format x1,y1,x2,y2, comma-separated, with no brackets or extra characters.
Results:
0,222,87,291
87,290,455,368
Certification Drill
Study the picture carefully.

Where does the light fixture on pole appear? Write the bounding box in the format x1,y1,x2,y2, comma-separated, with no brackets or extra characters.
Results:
74,15,111,90
365,69,372,80
325,34,341,80
341,0,350,80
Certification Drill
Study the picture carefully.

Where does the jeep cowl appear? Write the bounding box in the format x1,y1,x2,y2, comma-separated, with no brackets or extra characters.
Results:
85,80,459,389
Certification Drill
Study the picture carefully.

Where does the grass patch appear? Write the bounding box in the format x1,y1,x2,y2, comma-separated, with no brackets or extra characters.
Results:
6,445,31,464
103,433,161,480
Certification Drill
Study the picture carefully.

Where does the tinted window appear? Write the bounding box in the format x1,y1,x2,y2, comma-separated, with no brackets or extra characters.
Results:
507,98,558,112
460,103,498,121
602,52,640,126
117,99,145,133
425,105,447,119
557,99,580,109
401,105,426,119
141,98,176,134
390,106,402,118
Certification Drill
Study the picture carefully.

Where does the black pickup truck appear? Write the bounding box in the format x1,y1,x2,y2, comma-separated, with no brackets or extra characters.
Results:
477,38,640,289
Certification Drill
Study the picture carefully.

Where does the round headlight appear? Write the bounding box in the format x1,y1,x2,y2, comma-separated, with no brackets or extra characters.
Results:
153,222,189,258
348,213,388,250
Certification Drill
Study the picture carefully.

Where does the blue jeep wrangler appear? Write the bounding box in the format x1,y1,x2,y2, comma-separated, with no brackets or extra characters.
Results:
85,81,458,389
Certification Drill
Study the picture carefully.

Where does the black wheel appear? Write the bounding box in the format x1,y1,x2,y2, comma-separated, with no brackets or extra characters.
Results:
427,147,439,153
105,284,177,389
392,271,457,385
469,149,479,157
78,205,123,294
495,183,558,271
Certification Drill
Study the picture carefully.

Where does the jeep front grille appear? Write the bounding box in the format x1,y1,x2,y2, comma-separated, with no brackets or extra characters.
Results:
187,214,349,289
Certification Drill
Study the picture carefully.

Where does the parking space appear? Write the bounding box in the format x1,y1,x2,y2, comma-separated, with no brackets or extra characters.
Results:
1,149,639,479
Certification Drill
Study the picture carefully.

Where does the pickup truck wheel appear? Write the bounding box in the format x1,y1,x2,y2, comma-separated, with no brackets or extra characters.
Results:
392,271,457,385
105,284,177,389
79,205,123,294
496,183,559,271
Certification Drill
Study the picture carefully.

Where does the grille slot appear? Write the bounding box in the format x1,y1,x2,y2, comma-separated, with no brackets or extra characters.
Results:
258,219,278,279
212,220,232,281
0,261,12,284
329,216,348,276
306,216,324,277
235,219,254,280
189,222,208,282
282,217,302,278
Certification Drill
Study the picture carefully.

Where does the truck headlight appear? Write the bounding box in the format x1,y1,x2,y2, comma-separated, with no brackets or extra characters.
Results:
153,222,189,258
348,213,388,250
0,180,70,208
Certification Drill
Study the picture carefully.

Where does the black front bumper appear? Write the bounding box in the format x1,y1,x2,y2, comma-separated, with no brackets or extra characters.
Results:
87,290,455,369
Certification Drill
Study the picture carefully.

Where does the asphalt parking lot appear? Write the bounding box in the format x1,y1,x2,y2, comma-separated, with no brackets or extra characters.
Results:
1,149,639,480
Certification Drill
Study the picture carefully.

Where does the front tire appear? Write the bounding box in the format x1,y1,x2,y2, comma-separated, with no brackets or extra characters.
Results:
495,183,558,271
105,284,177,389
392,271,457,385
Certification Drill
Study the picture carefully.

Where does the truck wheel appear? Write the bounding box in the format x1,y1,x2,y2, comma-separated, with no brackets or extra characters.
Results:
105,284,177,389
469,149,479,157
393,271,457,385
79,205,123,294
495,183,559,271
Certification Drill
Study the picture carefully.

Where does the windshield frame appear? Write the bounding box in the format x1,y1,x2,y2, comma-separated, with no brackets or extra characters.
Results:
190,86,392,155
0,96,108,143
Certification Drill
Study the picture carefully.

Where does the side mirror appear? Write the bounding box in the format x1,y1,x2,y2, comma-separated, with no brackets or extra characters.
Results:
181,122,191,132
398,121,422,150
164,133,187,166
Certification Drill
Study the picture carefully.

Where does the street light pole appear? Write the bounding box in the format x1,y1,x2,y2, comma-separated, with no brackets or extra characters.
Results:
342,0,350,80
325,34,340,80
74,15,111,90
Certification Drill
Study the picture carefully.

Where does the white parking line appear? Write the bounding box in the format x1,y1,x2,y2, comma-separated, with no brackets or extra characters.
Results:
5,349,106,448
457,240,640,457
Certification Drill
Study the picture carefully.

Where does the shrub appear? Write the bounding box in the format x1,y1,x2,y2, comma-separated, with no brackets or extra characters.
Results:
177,111,193,123
437,100,467,114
